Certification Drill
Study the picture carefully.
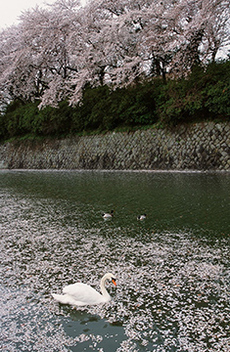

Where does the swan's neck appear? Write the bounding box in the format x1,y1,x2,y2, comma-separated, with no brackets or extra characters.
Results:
100,276,111,300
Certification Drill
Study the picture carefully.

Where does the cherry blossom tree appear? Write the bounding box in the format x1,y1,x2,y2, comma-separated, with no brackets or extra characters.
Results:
167,0,230,73
0,25,31,105
0,0,83,106
19,0,83,107
0,0,229,107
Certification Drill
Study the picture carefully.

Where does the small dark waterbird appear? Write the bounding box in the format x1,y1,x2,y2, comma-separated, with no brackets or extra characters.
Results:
102,210,114,219
137,214,146,220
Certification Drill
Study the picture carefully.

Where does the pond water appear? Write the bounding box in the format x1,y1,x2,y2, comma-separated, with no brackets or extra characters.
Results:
0,170,229,352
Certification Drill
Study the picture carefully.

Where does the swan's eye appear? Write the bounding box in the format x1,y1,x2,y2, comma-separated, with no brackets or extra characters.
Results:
112,278,117,286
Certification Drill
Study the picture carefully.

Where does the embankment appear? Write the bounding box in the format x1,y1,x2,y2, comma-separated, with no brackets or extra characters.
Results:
0,122,229,171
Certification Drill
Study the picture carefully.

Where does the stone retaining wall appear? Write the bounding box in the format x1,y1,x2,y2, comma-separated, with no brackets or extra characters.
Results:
0,122,229,171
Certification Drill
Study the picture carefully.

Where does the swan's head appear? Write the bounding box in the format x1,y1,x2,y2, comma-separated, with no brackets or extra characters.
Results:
103,272,117,286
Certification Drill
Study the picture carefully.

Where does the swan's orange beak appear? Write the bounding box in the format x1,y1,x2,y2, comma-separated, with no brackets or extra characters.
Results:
112,278,117,286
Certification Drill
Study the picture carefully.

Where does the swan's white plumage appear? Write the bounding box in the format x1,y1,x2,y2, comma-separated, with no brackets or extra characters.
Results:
52,273,116,306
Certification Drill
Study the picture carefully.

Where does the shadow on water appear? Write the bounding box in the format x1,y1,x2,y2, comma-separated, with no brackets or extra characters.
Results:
60,308,126,352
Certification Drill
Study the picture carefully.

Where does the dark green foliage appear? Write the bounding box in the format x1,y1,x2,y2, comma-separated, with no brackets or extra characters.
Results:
203,61,230,116
0,100,40,138
72,83,157,133
73,85,114,132
1,100,74,139
113,83,157,126
36,101,73,136
0,113,7,140
0,60,229,141
156,61,230,125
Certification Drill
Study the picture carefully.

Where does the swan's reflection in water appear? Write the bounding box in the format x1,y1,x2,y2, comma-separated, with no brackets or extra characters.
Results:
62,309,126,352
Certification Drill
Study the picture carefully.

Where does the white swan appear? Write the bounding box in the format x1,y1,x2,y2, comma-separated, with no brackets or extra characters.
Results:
102,210,114,219
52,273,117,306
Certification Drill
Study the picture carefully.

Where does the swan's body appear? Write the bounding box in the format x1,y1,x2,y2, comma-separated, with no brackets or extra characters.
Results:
102,210,114,219
137,214,146,220
52,273,116,306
